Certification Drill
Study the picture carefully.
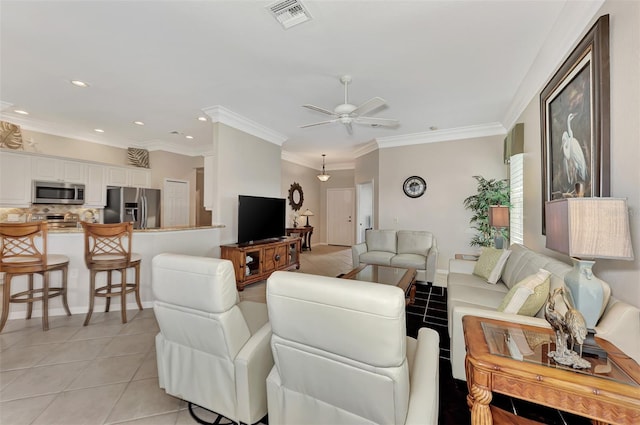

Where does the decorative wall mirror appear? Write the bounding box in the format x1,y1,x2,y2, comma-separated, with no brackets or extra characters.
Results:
288,182,304,211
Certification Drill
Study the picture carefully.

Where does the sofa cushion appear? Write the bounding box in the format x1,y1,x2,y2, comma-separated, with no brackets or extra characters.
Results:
498,269,551,316
473,247,510,284
366,230,397,253
360,251,394,266
397,231,433,255
390,253,426,269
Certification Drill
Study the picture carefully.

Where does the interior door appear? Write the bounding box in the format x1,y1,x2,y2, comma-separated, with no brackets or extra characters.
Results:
163,179,189,227
327,188,355,246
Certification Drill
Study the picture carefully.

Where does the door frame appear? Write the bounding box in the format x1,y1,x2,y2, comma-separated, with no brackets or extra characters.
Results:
356,180,374,244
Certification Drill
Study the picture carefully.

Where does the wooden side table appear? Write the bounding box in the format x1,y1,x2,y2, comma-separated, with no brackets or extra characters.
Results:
286,226,313,251
463,315,640,425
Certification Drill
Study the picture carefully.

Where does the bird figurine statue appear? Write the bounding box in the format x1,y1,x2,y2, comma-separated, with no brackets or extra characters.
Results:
544,287,591,369
559,287,588,355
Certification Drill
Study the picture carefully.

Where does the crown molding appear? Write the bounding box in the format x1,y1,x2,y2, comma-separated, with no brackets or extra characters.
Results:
203,105,287,146
376,122,506,148
281,151,316,169
353,140,379,159
502,0,604,129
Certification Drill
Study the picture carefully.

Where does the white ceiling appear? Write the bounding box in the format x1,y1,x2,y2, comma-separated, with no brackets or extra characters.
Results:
0,0,603,170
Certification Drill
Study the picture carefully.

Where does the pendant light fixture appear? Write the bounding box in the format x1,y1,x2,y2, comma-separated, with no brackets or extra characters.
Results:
317,154,331,182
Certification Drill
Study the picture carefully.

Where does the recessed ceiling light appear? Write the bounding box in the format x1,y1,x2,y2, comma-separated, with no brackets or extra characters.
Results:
14,109,29,115
197,116,207,122
185,135,194,139
70,80,89,88
133,121,145,126
94,128,104,133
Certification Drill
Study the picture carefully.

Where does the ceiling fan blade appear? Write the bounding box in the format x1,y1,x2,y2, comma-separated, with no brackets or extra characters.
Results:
354,116,400,127
300,119,338,128
350,97,386,117
302,104,336,116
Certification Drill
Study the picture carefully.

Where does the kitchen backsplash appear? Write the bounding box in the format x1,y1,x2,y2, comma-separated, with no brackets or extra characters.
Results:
0,206,103,223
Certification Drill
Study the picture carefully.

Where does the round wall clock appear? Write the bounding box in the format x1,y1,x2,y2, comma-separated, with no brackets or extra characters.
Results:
403,176,427,198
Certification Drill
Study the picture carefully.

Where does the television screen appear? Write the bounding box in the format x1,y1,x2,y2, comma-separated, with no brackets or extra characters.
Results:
237,195,286,244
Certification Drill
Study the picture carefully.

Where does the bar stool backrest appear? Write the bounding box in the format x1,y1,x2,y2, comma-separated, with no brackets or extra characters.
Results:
81,222,133,269
0,222,47,274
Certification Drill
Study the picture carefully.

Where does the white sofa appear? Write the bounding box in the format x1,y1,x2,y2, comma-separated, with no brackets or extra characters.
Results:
352,229,438,283
447,243,640,381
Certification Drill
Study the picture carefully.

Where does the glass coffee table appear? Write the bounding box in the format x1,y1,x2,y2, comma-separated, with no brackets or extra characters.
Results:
340,264,416,305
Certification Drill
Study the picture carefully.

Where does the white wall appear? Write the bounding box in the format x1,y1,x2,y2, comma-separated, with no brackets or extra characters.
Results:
213,123,282,249
281,160,320,235
517,1,640,308
378,135,506,272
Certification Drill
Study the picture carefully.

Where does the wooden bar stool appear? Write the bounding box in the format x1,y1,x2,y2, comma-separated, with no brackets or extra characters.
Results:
0,222,71,332
81,221,142,326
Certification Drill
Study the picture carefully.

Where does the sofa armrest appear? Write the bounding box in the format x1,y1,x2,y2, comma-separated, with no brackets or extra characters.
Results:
448,258,476,274
351,242,367,267
405,327,440,425
425,243,438,283
450,305,551,381
596,300,640,364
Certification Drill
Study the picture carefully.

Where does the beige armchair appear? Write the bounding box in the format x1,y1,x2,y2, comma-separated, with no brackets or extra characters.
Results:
152,253,273,424
266,270,440,424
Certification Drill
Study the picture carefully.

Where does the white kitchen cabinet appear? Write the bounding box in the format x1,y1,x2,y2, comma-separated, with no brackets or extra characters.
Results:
0,151,32,206
84,164,106,207
106,166,150,188
128,168,151,187
32,157,85,183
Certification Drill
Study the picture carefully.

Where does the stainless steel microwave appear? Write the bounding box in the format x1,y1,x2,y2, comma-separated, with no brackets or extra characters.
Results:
32,180,85,205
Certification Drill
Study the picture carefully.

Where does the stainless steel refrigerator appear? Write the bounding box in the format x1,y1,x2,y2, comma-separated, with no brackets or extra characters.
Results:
104,186,161,229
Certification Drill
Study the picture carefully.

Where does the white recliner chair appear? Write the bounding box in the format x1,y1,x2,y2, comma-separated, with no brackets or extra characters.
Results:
266,271,440,425
152,253,273,425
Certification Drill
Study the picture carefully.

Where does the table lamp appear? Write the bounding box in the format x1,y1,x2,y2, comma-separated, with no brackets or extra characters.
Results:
545,198,634,329
488,205,509,249
301,209,314,227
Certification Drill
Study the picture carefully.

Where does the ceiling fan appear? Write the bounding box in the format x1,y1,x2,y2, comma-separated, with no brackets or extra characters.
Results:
300,75,399,134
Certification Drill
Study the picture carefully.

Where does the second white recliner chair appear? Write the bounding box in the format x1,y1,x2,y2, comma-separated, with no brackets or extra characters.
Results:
152,253,273,425
266,271,440,425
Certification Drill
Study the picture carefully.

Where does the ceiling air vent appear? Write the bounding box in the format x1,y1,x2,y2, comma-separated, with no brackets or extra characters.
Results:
267,0,312,29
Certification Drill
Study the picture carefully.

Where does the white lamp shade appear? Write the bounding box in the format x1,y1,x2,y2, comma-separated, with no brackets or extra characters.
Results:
545,198,634,260
317,174,330,182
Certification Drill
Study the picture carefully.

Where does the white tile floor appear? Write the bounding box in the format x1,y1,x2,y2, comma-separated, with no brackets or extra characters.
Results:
0,245,352,425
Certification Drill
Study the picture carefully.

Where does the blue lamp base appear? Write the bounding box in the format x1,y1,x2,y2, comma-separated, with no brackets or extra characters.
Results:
564,258,609,329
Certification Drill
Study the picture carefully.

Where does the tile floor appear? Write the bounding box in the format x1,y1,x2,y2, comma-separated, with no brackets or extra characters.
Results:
0,245,353,425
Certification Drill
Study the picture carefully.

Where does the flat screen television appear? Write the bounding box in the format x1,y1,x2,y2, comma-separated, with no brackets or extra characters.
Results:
237,195,286,244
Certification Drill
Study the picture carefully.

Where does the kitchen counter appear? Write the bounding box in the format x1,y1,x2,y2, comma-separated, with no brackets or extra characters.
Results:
47,224,225,233
4,225,226,322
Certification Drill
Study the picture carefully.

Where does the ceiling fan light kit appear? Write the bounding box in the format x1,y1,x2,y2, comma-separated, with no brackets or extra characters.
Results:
317,154,331,182
301,75,399,133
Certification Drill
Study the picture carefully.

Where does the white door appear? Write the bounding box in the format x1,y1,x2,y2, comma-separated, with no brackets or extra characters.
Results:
356,181,374,244
163,179,190,227
327,188,355,246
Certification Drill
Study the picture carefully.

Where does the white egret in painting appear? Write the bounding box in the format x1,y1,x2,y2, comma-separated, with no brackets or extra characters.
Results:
561,113,587,186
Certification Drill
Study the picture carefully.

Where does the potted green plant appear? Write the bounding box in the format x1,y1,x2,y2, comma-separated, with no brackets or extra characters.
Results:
463,175,510,247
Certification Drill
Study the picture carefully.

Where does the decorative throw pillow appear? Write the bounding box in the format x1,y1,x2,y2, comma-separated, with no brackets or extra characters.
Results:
473,247,511,284
497,269,551,316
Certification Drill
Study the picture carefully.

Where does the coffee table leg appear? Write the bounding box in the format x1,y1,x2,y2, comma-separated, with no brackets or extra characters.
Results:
409,284,416,305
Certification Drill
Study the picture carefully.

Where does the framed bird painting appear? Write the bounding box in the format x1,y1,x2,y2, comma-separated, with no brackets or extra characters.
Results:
540,14,610,235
